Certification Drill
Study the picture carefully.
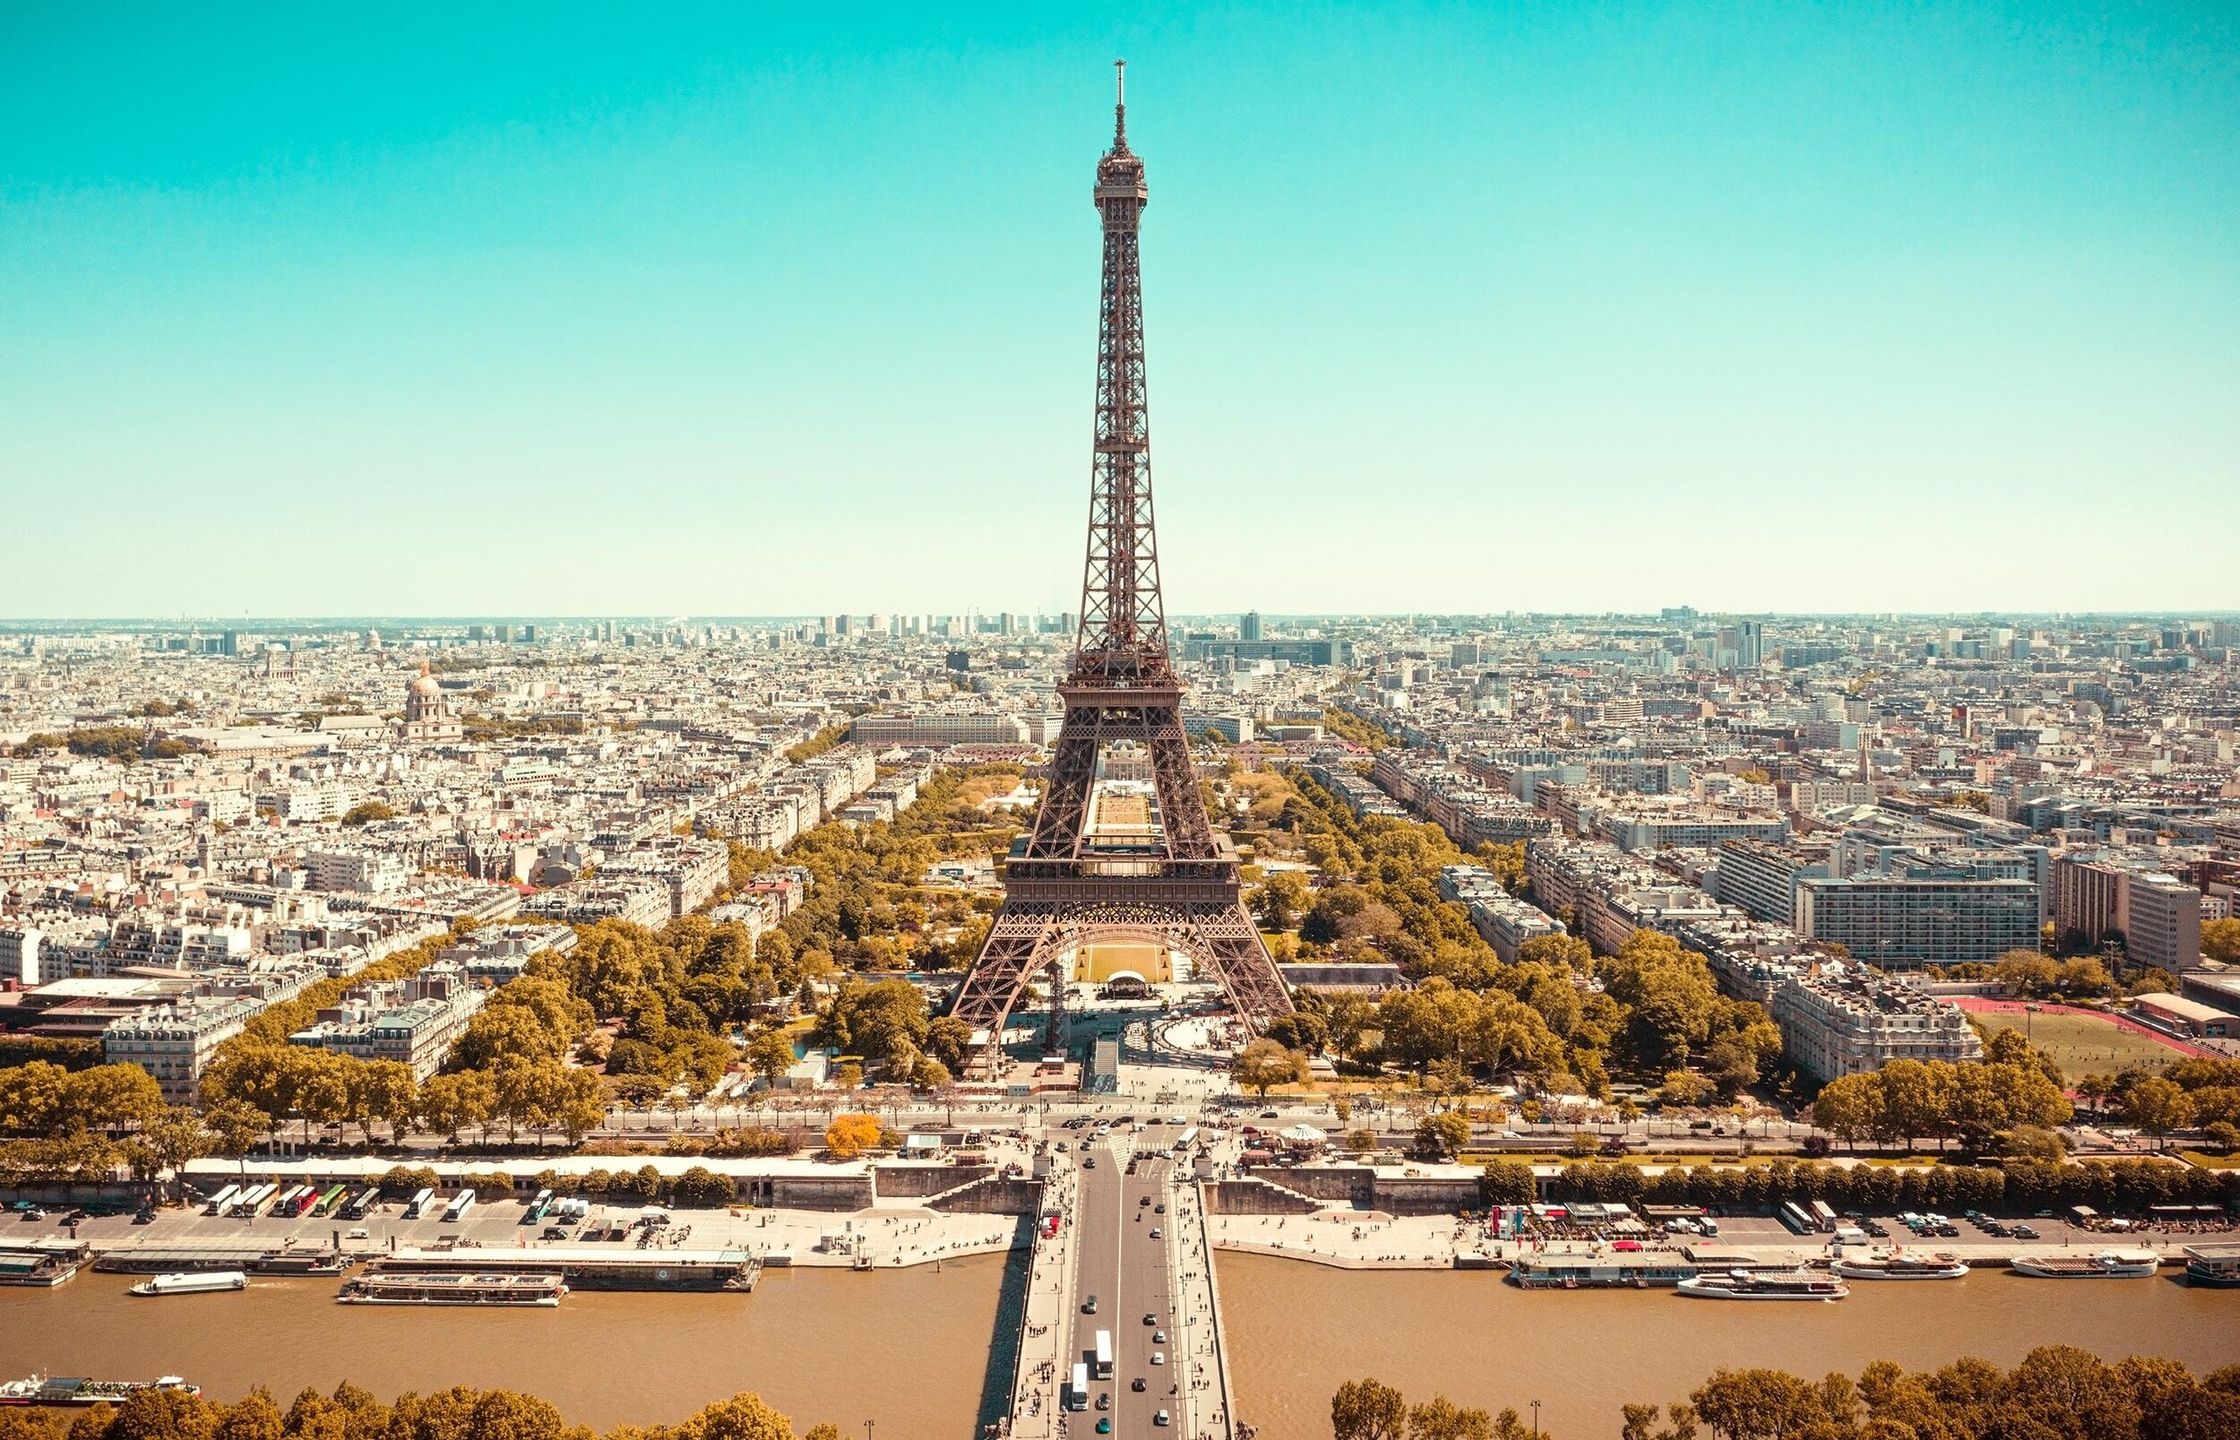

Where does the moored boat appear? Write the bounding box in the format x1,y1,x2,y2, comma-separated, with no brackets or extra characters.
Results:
2183,1244,2240,1288
1831,1251,1968,1281
2007,1245,2159,1280
129,1270,248,1297
2010,1249,2159,1279
338,1268,567,1307
1677,1268,1848,1300
0,1375,200,1407
1510,1255,1698,1289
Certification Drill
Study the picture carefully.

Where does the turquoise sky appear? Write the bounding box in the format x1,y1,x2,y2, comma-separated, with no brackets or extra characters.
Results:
3,4,2235,619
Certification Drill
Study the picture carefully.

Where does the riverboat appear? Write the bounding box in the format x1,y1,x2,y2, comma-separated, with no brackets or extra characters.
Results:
0,1375,200,1407
129,1271,248,1297
2182,1243,2240,1288
1510,1256,1697,1289
338,1269,567,1307
1830,1252,1968,1281
2010,1249,2159,1279
1677,1268,1848,1301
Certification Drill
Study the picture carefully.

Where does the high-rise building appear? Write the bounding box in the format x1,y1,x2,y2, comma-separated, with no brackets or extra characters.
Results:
1239,610,1262,641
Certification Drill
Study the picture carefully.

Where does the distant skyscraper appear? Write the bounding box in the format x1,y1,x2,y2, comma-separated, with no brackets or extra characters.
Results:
1736,619,1764,670
1239,610,1262,641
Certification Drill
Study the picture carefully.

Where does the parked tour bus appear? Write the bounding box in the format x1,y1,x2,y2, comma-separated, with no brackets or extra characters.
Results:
523,1189,553,1224
203,1184,240,1217
442,1191,477,1222
403,1187,435,1219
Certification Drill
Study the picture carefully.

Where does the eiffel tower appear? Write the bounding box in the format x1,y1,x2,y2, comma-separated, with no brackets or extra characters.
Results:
949,64,1294,1073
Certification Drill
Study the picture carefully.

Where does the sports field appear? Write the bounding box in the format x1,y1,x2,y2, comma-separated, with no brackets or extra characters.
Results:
1968,1008,2191,1080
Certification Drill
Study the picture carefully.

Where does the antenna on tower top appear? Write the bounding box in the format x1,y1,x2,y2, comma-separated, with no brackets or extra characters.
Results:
1114,58,1127,144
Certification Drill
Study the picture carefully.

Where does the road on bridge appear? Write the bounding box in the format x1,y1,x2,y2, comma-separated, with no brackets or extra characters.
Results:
1066,1132,1184,1437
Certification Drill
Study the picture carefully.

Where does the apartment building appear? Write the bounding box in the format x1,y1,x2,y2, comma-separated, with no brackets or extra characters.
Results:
288,966,486,1080
1436,864,1565,963
1773,967,1984,1082
102,994,261,1103
302,846,409,894
2051,851,2204,972
1713,838,1829,926
850,712,1029,746
1795,870,2040,969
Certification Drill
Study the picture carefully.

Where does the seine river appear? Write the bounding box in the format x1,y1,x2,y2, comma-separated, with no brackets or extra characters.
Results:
1216,1255,2240,1438
4,1258,2234,1439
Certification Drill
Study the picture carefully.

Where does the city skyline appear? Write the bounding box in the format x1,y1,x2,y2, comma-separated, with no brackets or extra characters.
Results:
5,4,2236,617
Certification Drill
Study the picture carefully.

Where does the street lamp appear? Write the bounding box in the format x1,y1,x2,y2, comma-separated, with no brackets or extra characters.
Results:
1531,1400,1541,1439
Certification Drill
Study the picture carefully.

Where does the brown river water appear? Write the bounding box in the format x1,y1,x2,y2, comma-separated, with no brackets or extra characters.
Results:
3,1257,2233,1439
1216,1255,2240,1439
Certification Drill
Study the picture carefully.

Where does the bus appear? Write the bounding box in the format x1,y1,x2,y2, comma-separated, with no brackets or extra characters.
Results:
1067,1363,1090,1411
339,1187,380,1220
1808,1200,1838,1233
313,1184,350,1217
203,1185,240,1217
270,1185,304,1215
1175,1127,1200,1152
1093,1330,1113,1380
289,1186,323,1218
523,1189,553,1224
1778,1201,1817,1236
231,1183,274,1217
442,1192,476,1222
404,1187,435,1219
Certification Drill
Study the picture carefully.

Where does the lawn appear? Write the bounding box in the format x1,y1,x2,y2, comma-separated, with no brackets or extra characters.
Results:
1970,1009,2186,1080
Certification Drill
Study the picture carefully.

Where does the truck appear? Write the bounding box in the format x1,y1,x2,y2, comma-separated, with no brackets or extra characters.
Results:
1093,1329,1114,1380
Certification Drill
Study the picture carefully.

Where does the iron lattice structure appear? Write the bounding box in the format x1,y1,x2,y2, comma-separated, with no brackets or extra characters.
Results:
950,65,1294,1068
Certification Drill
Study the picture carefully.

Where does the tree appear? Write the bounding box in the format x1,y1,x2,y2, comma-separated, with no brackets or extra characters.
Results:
1251,870,1312,931
1659,1070,1716,1110
1265,1012,1331,1056
1700,1036,1759,1101
923,1015,974,1072
2202,918,2240,967
1688,1368,1827,1440
1232,1039,1306,1099
201,1099,269,1175
1406,1397,1494,1440
1994,948,2058,997
1876,1060,1956,1150
1332,1378,1408,1440
418,1070,497,1141
135,1107,209,1198
340,801,396,827
744,1031,798,1087
1480,1160,1535,1205
1324,993,1377,1063
2121,1077,2193,1149
347,1062,419,1144
669,1391,798,1440
823,1113,881,1158
1414,1111,1471,1159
